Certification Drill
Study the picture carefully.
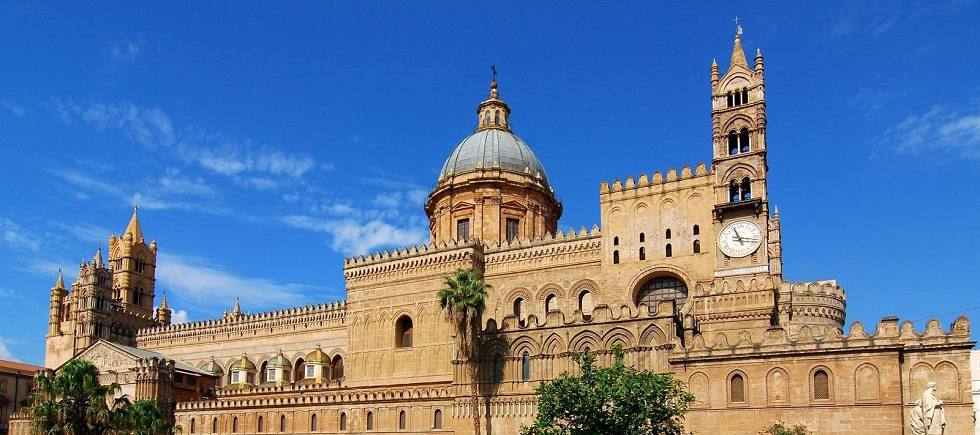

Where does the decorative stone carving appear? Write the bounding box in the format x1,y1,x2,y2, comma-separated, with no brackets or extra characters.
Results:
910,381,946,435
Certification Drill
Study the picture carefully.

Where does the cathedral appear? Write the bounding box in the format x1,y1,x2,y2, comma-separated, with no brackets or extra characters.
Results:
14,28,975,435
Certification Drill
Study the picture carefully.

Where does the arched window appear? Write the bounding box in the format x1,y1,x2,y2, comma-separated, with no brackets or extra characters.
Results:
433,409,443,429
233,417,238,433
366,411,374,430
311,414,317,431
212,418,218,433
813,369,830,400
638,247,645,261
331,355,344,380
729,180,740,202
739,128,750,152
399,410,406,429
636,276,688,313
693,240,701,254
190,418,195,434
665,229,671,239
613,236,619,245
395,316,413,348
259,361,268,383
484,111,490,126
734,90,742,105
693,224,700,235
545,295,556,313
639,232,645,242
728,130,738,155
494,110,501,125
339,412,347,431
513,298,524,322
727,92,733,108
613,250,619,264
578,291,594,314
522,352,531,382
741,89,749,104
257,416,263,433
280,415,286,432
730,374,746,403
294,358,306,381
741,177,752,200
665,243,672,257
493,354,504,383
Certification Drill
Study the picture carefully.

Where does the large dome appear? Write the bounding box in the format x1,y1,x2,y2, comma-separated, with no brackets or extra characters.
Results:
438,128,551,190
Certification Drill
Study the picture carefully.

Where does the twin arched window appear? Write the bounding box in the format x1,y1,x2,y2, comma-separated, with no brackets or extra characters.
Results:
727,128,751,155
729,178,752,202
545,295,557,313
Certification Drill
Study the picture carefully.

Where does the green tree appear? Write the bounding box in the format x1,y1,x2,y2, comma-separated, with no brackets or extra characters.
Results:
760,422,809,435
438,268,491,435
25,358,176,435
521,346,694,435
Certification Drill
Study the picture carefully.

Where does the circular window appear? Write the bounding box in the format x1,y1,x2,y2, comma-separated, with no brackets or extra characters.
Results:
636,276,688,312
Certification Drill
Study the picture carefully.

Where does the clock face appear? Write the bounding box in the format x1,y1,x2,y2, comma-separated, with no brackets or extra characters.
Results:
718,221,763,258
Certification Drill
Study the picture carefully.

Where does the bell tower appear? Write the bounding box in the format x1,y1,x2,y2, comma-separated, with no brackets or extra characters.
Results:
710,25,774,274
109,206,157,316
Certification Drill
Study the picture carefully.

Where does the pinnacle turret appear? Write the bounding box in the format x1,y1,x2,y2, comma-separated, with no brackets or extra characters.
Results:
53,269,65,290
124,205,144,243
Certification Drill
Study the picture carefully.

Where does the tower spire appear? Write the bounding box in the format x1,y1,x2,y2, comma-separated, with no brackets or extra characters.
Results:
124,204,144,243
54,269,65,289
93,246,104,268
730,24,748,69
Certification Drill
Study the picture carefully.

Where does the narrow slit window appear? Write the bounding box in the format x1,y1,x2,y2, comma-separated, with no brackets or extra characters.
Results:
522,352,531,381
638,247,646,260
639,232,645,242
693,224,700,235
693,240,701,254
665,229,671,239
613,250,620,264
665,244,672,257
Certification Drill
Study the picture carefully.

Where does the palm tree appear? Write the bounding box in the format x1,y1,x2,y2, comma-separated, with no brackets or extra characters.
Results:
438,268,491,435
26,358,124,435
122,400,179,435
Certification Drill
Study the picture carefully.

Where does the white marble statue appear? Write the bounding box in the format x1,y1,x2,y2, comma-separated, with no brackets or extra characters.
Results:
910,381,946,435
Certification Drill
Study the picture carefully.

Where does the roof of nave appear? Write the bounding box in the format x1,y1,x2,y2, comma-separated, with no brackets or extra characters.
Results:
0,359,45,375
77,340,213,377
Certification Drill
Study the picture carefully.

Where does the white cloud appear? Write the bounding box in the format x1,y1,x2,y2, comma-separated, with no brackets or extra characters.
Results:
170,309,190,324
53,99,176,150
0,336,18,362
52,222,113,243
281,215,427,255
1,218,41,251
111,39,144,61
880,103,980,160
1,99,25,117
155,253,312,309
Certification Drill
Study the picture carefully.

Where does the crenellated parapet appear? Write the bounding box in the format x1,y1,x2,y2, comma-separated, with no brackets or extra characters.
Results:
781,279,846,331
599,163,711,197
343,239,479,287
176,382,453,411
485,297,681,334
136,301,347,347
674,316,972,361
484,225,601,273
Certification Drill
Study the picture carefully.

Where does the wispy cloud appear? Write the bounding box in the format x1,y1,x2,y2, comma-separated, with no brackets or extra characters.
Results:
0,335,18,362
832,1,970,38
111,39,144,61
879,102,980,160
170,309,190,324
1,99,25,117
281,215,427,255
51,222,113,243
49,99,321,185
155,252,314,309
49,168,228,214
1,218,41,251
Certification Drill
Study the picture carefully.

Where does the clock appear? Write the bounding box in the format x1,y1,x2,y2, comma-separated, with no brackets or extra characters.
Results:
718,221,763,258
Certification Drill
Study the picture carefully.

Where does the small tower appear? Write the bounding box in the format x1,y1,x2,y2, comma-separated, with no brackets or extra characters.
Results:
155,294,172,326
109,205,157,315
47,271,67,336
475,81,512,132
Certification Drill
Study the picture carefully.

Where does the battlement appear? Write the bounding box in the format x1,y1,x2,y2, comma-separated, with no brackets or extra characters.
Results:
485,298,678,333
136,301,346,346
343,238,478,269
176,382,452,412
600,163,710,196
675,316,973,360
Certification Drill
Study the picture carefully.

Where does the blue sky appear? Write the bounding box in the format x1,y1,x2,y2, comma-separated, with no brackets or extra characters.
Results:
1,2,978,365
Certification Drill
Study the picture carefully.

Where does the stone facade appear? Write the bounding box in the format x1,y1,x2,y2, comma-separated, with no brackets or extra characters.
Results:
14,28,976,435
0,360,43,435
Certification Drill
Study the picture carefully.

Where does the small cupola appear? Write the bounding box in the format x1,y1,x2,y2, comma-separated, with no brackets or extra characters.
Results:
228,353,256,388
475,81,512,132
263,350,291,386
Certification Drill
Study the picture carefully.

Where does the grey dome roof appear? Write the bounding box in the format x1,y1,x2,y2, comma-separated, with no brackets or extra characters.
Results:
439,129,551,189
